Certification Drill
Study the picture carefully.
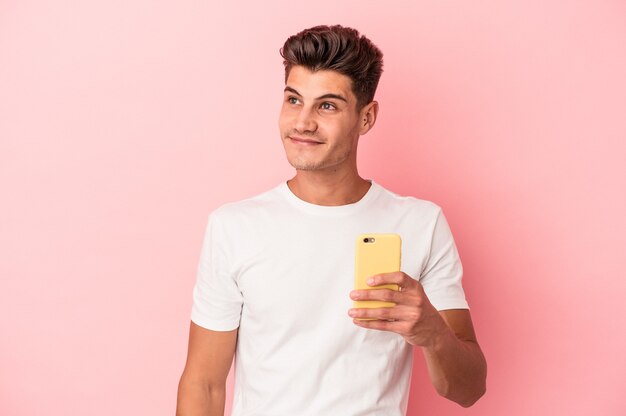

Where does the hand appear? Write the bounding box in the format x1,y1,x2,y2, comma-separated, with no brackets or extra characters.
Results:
348,271,451,347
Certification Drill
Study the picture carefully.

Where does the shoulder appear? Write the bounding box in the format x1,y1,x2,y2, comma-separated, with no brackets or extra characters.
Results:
208,184,286,225
373,182,443,219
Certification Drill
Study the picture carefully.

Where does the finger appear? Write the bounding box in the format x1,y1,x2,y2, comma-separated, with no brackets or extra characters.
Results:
352,317,402,332
350,288,400,303
349,303,418,320
368,271,414,289
348,306,400,321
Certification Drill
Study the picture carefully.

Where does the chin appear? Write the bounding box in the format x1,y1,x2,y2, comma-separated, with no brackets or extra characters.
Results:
288,160,323,171
286,155,325,170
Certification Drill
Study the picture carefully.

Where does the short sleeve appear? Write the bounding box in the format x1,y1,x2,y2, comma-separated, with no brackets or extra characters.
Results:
191,212,243,331
419,209,469,311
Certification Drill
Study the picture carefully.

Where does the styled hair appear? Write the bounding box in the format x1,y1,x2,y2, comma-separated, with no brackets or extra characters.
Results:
280,25,384,109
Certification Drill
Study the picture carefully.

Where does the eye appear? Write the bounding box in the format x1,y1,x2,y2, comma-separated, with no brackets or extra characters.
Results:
320,102,336,111
287,96,300,105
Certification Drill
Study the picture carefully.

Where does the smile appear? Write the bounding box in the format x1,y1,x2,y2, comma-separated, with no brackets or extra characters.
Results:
289,136,324,145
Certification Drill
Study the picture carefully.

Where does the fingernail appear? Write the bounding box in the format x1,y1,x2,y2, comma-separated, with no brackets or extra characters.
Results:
348,309,356,317
367,278,375,286
350,291,359,299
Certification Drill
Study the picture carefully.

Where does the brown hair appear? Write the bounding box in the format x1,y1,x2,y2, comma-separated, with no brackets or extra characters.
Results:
280,25,384,109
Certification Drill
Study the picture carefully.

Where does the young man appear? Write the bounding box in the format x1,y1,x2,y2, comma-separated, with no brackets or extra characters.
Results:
177,25,486,415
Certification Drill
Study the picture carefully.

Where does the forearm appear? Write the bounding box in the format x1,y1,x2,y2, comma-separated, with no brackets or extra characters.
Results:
176,377,226,416
422,328,487,407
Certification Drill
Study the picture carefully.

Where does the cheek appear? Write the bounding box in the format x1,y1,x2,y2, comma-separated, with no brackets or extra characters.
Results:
277,110,289,132
334,121,358,143
278,106,295,129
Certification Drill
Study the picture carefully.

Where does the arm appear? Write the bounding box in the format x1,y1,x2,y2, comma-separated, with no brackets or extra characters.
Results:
422,309,487,406
348,272,486,407
176,322,238,416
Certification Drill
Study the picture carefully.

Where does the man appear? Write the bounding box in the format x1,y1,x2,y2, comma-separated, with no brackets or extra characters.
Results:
177,25,486,415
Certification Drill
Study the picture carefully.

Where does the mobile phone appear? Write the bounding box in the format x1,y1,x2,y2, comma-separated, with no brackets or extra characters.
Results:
353,233,402,311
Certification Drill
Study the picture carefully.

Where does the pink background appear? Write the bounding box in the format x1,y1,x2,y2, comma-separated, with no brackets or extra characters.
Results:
1,1,625,415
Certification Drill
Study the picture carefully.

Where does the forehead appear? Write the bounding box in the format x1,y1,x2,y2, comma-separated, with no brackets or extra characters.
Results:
286,66,355,101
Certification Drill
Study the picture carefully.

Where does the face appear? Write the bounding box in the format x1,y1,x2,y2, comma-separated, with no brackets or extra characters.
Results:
278,66,376,173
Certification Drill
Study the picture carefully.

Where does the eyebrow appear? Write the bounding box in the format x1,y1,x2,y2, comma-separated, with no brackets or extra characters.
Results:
284,86,348,103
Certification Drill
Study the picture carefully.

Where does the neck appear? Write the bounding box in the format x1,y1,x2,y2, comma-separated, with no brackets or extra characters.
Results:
287,169,371,206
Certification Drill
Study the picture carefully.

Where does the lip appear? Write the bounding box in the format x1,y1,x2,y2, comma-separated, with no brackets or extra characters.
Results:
289,136,324,145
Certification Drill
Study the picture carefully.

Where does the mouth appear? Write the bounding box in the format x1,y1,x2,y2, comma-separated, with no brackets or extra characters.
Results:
289,135,324,145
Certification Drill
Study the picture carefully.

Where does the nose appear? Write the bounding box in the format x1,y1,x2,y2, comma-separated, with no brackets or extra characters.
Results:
294,106,318,133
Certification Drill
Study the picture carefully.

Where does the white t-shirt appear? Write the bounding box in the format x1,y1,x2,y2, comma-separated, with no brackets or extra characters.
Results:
191,181,468,416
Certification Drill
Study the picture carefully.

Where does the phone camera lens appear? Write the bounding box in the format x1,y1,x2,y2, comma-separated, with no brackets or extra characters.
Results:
363,238,369,243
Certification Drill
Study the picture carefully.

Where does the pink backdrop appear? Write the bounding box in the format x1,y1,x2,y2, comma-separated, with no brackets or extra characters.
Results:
1,1,625,415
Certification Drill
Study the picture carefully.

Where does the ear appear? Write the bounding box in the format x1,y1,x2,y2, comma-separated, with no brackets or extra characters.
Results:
358,101,379,135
